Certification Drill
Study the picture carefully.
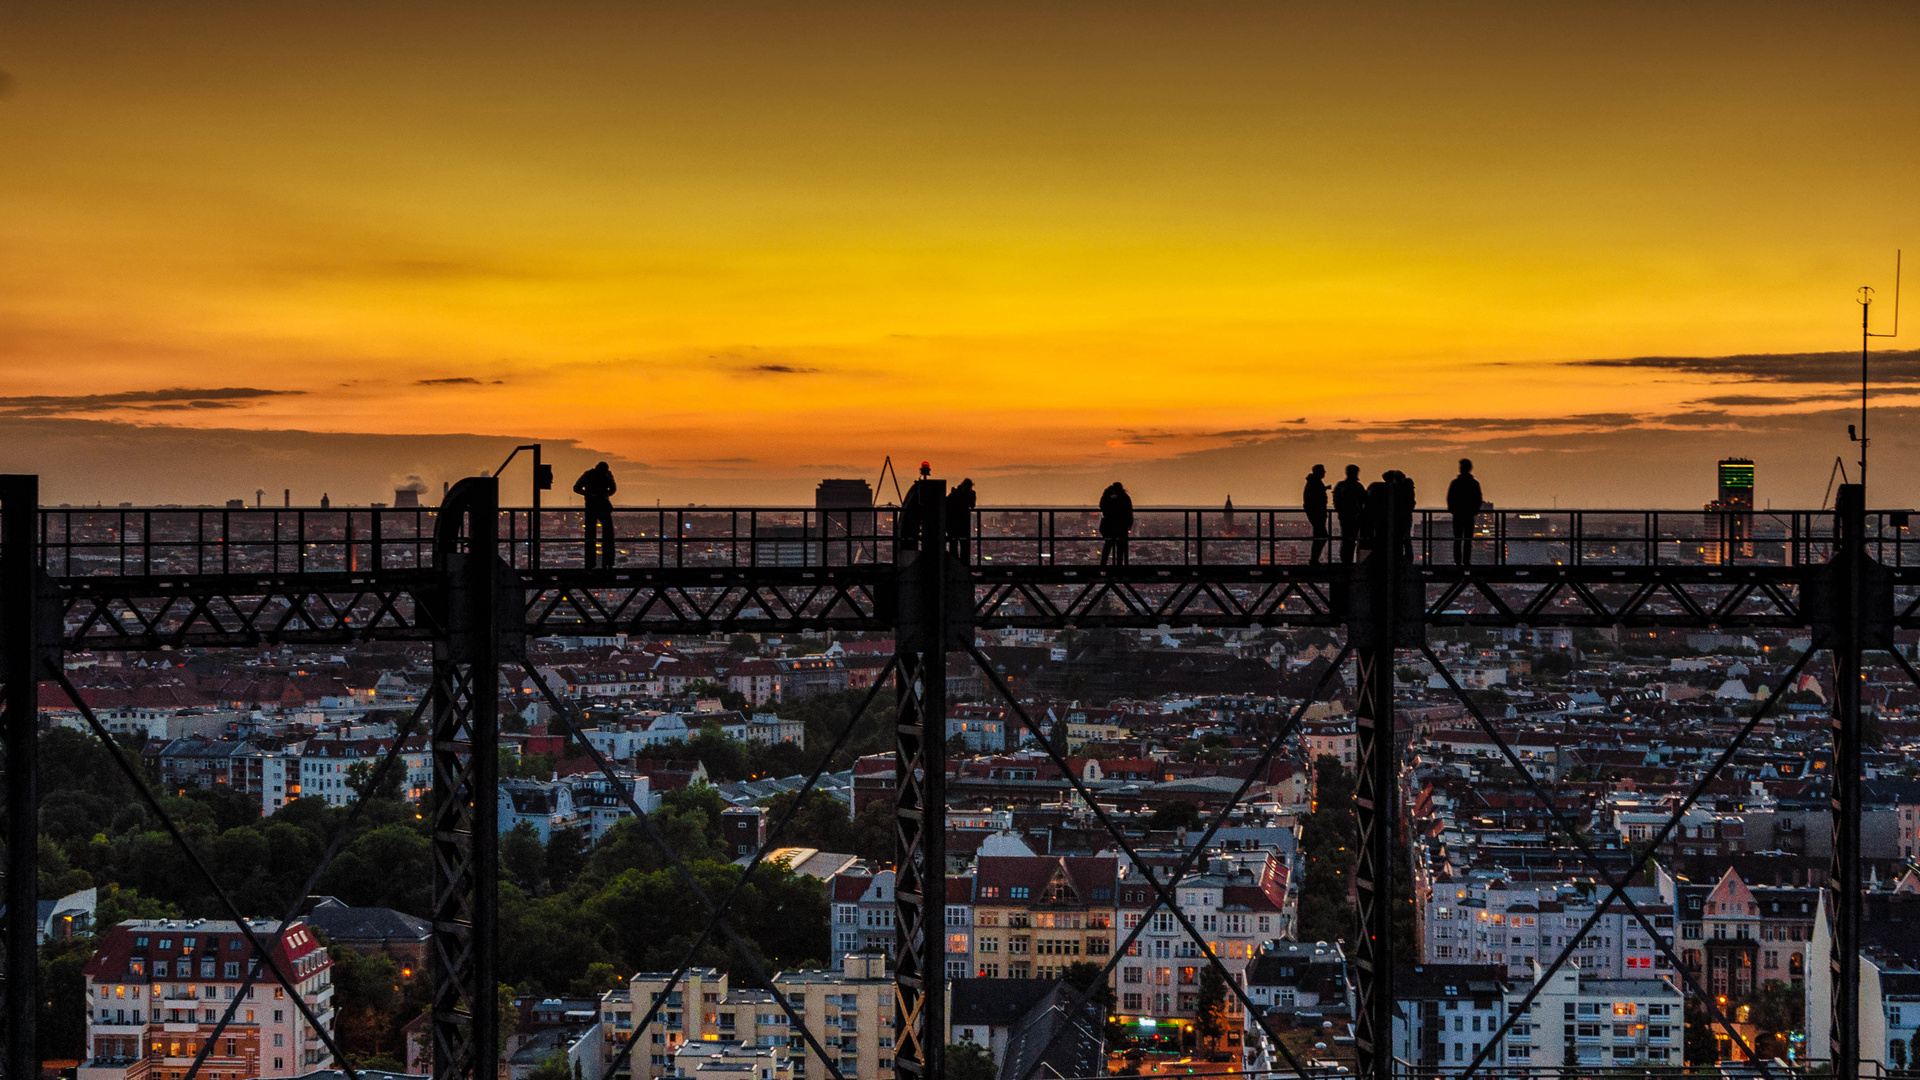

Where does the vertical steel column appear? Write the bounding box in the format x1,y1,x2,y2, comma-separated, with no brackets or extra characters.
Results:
2,475,40,1080
1828,483,1866,1075
430,478,500,1080
1351,479,1412,1080
894,477,948,1080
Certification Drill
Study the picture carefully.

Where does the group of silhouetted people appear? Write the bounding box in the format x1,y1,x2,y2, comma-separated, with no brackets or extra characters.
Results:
1301,458,1485,565
561,459,1486,570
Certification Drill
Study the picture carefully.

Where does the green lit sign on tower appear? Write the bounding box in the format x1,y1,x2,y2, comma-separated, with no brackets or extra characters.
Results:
1718,458,1754,510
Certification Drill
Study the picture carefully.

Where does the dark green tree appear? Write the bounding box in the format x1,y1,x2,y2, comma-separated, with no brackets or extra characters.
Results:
38,936,98,1058
527,1052,575,1080
1195,966,1231,1051
502,822,549,894
545,827,590,891
346,756,405,802
763,789,855,853
946,1042,995,1080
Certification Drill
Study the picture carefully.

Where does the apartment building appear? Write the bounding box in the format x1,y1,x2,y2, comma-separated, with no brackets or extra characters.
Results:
944,877,975,982
1508,962,1685,1068
152,738,294,815
1114,854,1286,1025
971,855,1118,982
79,918,334,1080
1677,867,1818,1000
1300,718,1355,768
604,968,731,1080
670,1039,791,1080
296,738,385,807
1390,963,1511,1074
770,955,895,1080
1423,874,1676,981
498,773,654,842
610,957,893,1080
828,868,895,960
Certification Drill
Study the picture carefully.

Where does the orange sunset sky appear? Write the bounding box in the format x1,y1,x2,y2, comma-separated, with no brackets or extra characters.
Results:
2,1,1918,508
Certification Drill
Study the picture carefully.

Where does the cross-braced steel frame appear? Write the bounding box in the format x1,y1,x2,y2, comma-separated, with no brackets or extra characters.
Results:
6,473,1919,1080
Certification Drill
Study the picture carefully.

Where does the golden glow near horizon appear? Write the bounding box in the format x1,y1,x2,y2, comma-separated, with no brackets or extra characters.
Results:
1,2,1918,499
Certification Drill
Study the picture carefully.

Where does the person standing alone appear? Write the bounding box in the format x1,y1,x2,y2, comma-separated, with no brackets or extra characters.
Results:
573,461,617,569
1447,458,1483,566
946,478,977,563
1303,464,1330,564
1099,482,1134,566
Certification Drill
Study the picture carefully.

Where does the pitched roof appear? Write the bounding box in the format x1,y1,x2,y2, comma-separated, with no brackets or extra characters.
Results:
300,898,430,945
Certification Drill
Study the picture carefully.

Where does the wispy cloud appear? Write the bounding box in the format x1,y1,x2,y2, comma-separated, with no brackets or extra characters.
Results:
1686,386,1920,407
1573,348,1920,385
0,387,299,417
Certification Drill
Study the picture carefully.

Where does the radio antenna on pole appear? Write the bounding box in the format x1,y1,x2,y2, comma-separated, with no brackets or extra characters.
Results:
875,455,906,506
1852,250,1901,494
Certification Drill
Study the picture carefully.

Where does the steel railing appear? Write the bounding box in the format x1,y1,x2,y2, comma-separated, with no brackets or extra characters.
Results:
27,505,1916,576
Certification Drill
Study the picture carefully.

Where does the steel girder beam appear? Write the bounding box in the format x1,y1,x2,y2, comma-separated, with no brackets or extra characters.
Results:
893,478,952,1080
517,569,890,634
39,561,1920,646
50,572,441,649
428,478,506,1080
1818,484,1891,1077
3,475,41,1080
1351,484,1420,1080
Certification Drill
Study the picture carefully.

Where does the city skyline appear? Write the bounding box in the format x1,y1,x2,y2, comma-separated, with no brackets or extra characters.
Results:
2,1,1917,505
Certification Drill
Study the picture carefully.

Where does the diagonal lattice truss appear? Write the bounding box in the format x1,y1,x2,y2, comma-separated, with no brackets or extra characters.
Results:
49,570,899,649
49,565,1920,650
974,566,1920,630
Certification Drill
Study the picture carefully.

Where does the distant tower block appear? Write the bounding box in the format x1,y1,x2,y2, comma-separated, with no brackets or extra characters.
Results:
1718,458,1755,511
394,488,422,508
816,478,874,510
816,478,877,562
1705,457,1755,563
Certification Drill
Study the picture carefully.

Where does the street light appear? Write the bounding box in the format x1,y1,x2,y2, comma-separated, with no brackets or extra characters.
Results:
494,444,552,567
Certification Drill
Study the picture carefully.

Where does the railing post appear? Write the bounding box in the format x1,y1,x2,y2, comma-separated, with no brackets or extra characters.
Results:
3,475,41,1080
893,477,949,1080
429,477,503,1080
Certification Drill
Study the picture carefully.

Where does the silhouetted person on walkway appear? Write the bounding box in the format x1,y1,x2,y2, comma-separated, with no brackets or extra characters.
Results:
1333,465,1366,564
1303,464,1330,564
946,478,976,563
897,462,934,553
1099,482,1134,566
1393,470,1416,563
1364,470,1416,564
1447,458,1483,566
573,462,616,569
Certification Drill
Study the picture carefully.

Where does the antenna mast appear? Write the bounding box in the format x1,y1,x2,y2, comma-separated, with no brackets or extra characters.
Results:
1854,250,1902,493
